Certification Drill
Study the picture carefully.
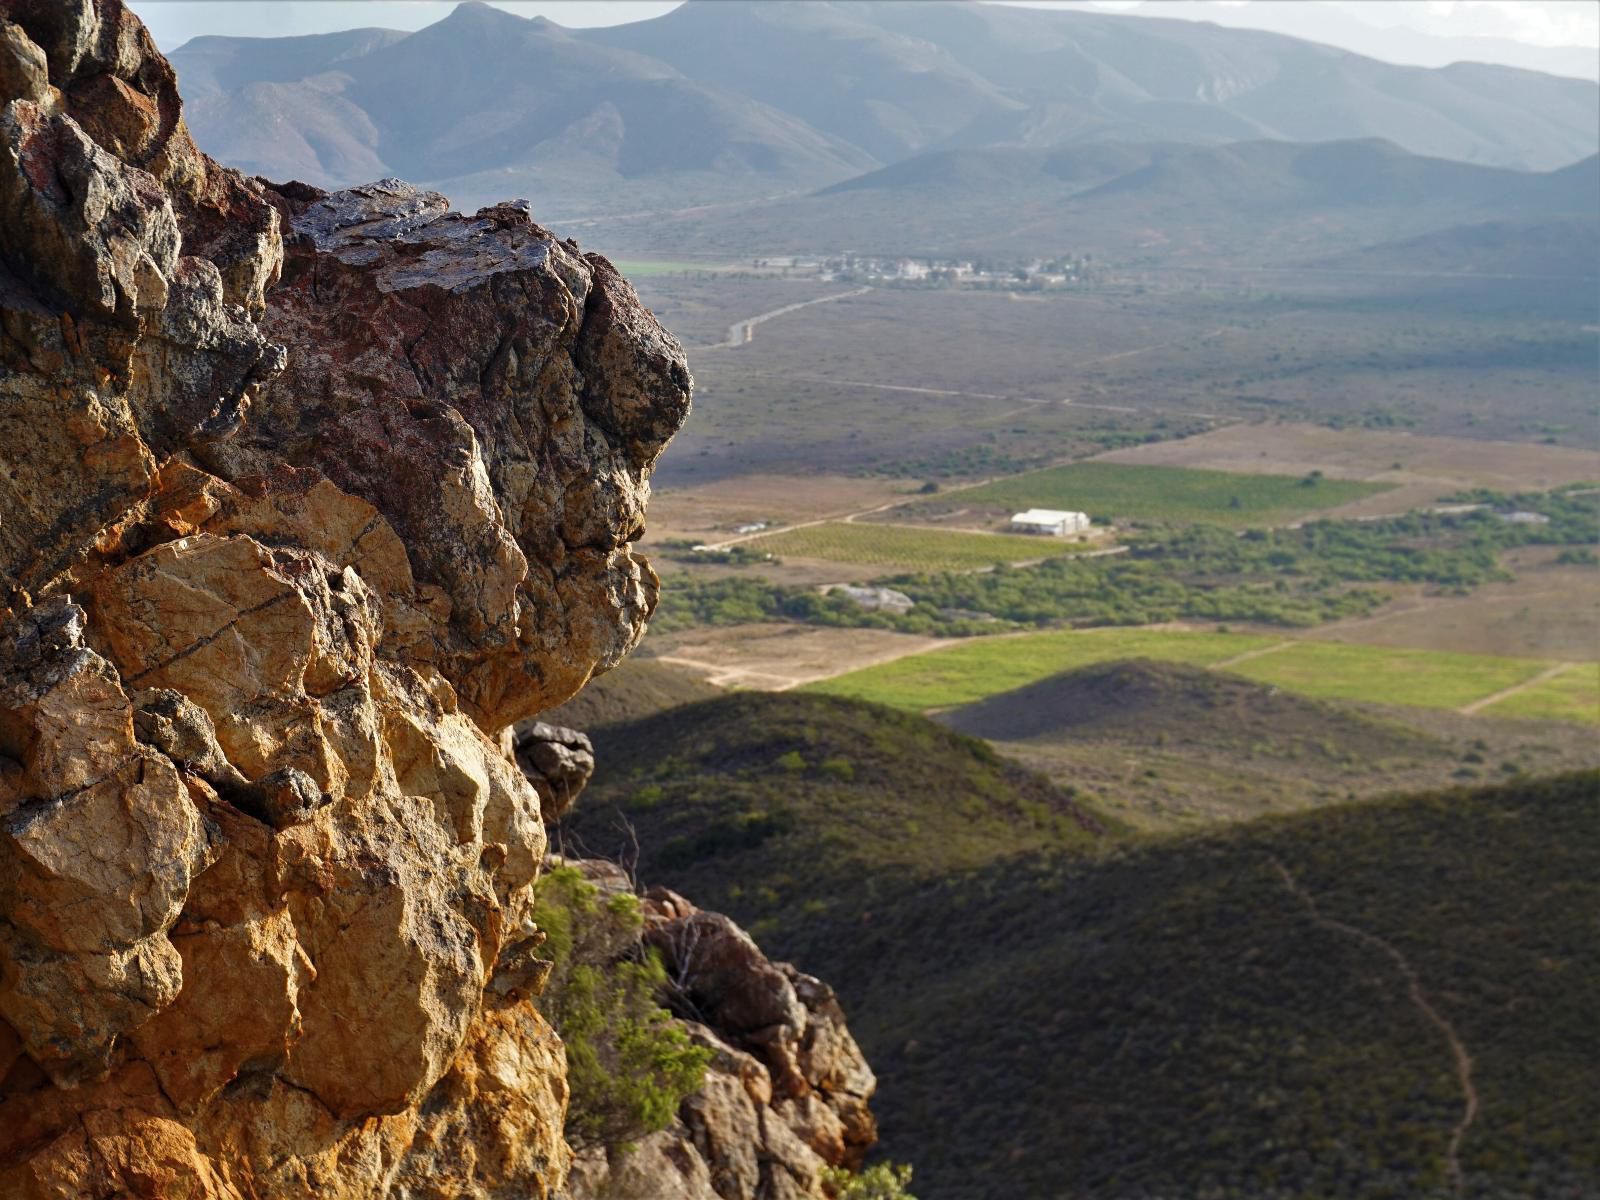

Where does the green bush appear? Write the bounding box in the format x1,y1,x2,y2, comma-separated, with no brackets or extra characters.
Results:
532,867,712,1151
824,1162,919,1199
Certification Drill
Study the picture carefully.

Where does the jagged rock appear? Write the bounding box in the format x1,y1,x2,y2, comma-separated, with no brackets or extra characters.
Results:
0,2,689,1195
561,868,878,1200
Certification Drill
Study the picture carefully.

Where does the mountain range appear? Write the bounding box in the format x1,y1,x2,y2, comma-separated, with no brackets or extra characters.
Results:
171,0,1599,220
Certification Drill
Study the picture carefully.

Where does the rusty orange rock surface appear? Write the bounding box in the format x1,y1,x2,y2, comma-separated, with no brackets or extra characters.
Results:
0,0,690,1194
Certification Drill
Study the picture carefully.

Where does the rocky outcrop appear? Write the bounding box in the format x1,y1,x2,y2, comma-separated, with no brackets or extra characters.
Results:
561,863,878,1200
517,722,597,821
0,2,688,1196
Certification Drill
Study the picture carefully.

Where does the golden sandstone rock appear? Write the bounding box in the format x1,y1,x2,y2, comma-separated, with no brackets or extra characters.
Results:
0,0,689,1194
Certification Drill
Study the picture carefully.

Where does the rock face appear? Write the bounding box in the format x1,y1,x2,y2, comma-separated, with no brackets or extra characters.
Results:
0,2,689,1195
562,864,878,1200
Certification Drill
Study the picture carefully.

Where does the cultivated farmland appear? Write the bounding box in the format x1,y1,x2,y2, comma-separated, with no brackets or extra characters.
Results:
807,628,1280,710
747,522,1093,571
955,462,1391,526
807,627,1598,721
1479,663,1600,724
1227,641,1550,710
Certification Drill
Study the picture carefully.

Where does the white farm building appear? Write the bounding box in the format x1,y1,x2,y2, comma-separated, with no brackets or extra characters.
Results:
1010,508,1090,537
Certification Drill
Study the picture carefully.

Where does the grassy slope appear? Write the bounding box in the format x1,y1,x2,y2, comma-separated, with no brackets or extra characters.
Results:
808,628,1282,710
563,698,1599,1197
556,692,1108,933
1482,662,1600,724
956,462,1392,526
927,658,1598,831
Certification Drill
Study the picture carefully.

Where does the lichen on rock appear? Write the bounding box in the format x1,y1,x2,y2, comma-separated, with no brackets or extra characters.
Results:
0,0,689,1194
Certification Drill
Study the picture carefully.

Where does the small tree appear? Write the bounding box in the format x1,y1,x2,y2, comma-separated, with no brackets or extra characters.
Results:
533,867,712,1151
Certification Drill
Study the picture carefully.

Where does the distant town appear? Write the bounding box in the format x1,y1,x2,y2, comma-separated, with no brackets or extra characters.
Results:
749,253,1102,290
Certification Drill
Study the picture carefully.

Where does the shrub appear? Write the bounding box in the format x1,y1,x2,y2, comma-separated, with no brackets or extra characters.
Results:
819,756,856,781
532,867,712,1151
824,1162,919,1199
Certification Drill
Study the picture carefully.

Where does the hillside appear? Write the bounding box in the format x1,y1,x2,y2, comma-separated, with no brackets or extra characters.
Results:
1311,215,1600,280
579,142,1599,266
534,657,720,731
941,656,1434,753
173,2,874,203
927,657,1571,828
554,691,1108,914
598,0,1597,172
564,749,1600,1199
169,0,1598,218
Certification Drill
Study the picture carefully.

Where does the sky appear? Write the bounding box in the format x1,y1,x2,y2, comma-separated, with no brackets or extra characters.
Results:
126,0,1600,77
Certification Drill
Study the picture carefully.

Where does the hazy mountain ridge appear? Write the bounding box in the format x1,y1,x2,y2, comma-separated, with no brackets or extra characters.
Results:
171,0,1598,215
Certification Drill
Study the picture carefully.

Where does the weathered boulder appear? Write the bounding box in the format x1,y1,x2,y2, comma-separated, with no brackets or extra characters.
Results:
0,1,689,1195
560,868,878,1200
516,721,597,820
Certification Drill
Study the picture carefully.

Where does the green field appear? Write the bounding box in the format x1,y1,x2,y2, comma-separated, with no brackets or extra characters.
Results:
1481,663,1600,724
806,628,1281,710
1230,641,1547,710
807,627,1597,721
749,521,1092,571
956,462,1391,526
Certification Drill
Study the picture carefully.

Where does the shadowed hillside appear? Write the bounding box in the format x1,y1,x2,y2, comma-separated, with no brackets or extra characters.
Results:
535,657,721,731
939,656,1435,755
554,691,1109,919
564,745,1600,1199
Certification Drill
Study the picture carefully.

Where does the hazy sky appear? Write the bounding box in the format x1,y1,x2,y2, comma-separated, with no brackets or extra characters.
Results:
127,0,1600,63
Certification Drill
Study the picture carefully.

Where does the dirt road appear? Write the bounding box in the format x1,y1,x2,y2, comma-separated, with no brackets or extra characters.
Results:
702,287,872,351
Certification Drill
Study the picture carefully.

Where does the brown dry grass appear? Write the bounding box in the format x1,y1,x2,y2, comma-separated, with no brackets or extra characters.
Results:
639,623,947,690
644,474,914,545
1301,548,1600,660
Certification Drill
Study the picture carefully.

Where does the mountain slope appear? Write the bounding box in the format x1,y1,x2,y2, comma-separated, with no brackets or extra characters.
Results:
533,657,721,731
940,657,1434,753
554,691,1108,912
842,0,1599,171
1313,215,1600,281
169,0,1597,217
565,738,1600,1198
174,2,874,207
585,0,1025,164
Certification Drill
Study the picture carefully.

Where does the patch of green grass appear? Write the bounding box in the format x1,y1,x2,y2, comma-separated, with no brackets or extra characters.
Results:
748,522,1091,571
957,462,1391,526
1232,641,1551,711
806,629,1281,710
809,628,1593,718
1481,663,1600,724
